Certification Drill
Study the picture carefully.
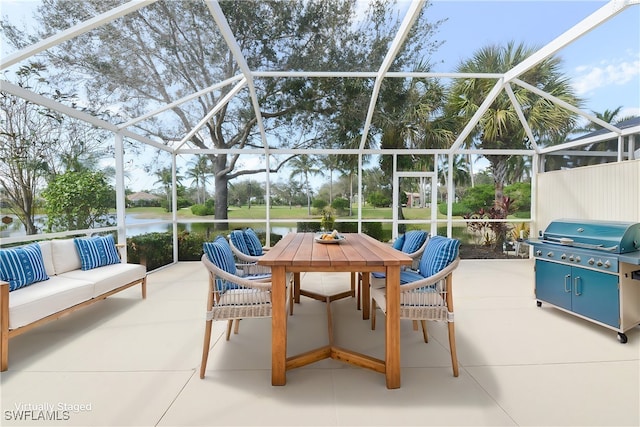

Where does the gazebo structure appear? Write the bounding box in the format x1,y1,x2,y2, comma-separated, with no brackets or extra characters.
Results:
1,2,640,425
1,0,639,260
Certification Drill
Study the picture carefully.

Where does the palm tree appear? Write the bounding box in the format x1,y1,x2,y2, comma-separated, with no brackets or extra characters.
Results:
320,155,340,204
289,155,321,215
154,167,182,206
448,41,581,212
185,157,211,204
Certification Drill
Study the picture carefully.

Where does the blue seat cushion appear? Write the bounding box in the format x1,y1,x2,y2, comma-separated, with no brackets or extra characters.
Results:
230,230,250,255
74,235,121,271
419,236,460,277
243,228,263,256
401,230,427,254
399,270,424,284
0,243,49,291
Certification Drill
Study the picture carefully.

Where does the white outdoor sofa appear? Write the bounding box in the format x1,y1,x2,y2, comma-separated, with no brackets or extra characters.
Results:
0,237,147,371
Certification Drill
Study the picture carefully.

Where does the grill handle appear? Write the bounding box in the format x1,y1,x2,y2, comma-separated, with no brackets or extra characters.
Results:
574,276,582,296
564,274,571,293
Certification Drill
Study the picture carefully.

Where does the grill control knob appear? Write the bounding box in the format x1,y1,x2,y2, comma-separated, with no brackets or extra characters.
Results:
547,252,554,257
535,250,542,256
575,256,581,263
561,254,567,260
597,260,603,267
588,258,595,265
569,255,574,262
603,260,611,268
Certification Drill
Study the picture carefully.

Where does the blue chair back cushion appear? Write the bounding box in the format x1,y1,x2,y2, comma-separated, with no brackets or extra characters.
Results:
74,235,121,271
203,237,239,293
0,243,49,291
243,228,263,256
401,230,427,254
419,236,460,277
229,230,250,255
392,234,405,250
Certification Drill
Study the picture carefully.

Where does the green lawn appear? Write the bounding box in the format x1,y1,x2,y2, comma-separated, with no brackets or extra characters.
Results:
126,205,447,221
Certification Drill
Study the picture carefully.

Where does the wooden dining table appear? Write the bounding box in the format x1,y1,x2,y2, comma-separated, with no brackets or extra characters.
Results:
258,232,412,389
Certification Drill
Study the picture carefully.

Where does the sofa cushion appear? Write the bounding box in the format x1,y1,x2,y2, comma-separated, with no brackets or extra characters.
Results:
0,243,49,291
60,263,146,297
74,235,121,270
37,240,57,277
7,276,94,329
51,239,82,274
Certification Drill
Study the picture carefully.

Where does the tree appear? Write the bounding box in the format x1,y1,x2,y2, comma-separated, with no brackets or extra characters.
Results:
448,41,581,215
289,155,321,215
153,167,183,210
42,170,114,232
6,0,443,230
185,157,211,204
0,62,108,235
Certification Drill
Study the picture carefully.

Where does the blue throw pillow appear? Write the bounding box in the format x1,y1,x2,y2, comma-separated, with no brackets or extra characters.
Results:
392,234,405,250
401,230,427,254
74,235,121,271
203,236,238,293
229,230,250,255
243,228,263,256
0,243,49,291
419,236,460,277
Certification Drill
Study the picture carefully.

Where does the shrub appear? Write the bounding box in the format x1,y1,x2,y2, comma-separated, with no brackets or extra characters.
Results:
331,197,350,214
312,199,328,210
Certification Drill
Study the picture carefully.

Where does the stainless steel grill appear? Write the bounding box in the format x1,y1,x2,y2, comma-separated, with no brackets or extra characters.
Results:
529,219,640,343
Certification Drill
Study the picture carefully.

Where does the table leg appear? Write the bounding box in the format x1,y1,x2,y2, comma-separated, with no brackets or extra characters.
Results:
294,272,301,303
384,266,401,389
271,266,287,386
361,272,370,320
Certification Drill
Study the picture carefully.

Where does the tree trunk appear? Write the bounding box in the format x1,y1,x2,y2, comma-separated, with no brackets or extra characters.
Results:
214,174,229,231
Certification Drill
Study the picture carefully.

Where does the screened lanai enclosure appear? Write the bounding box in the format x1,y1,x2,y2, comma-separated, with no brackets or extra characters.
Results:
1,0,639,269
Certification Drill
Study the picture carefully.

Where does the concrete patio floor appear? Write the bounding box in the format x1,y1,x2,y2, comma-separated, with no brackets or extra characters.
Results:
1,259,638,426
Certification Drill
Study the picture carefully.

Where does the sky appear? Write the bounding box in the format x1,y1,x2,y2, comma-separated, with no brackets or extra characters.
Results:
1,0,639,192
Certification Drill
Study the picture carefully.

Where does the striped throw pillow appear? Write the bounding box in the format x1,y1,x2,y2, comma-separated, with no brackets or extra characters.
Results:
401,230,427,254
0,243,49,291
419,236,460,277
229,230,250,255
73,235,121,271
203,236,239,293
243,228,263,256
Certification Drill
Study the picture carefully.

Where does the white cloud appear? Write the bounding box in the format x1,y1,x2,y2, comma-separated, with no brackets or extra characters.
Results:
572,57,640,95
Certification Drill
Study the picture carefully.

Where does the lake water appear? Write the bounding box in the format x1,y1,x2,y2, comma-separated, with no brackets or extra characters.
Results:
2,214,295,238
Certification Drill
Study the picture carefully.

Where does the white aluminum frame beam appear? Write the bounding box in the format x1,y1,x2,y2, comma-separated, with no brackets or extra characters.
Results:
358,0,426,151
119,74,244,129
1,0,157,70
0,80,168,150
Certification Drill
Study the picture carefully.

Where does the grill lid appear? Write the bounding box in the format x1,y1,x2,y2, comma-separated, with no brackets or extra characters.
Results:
542,219,640,254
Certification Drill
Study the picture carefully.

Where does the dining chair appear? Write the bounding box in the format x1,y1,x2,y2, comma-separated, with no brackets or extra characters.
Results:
228,229,271,275
370,235,461,377
356,230,429,310
200,236,291,379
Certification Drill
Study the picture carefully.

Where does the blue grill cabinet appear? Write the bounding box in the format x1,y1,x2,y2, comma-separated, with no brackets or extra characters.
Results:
530,219,640,343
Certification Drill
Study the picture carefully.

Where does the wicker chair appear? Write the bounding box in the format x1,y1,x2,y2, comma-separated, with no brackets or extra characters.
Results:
228,229,271,275
200,237,291,379
356,230,429,309
370,236,460,377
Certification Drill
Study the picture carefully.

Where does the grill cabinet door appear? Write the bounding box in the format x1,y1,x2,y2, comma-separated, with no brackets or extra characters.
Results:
570,267,620,328
535,260,572,310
